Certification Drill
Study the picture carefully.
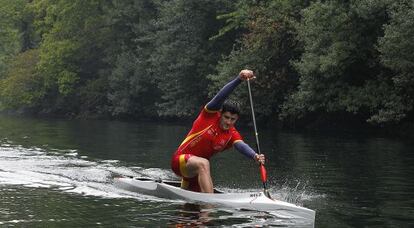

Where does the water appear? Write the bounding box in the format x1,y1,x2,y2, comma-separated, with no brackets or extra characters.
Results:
0,115,413,227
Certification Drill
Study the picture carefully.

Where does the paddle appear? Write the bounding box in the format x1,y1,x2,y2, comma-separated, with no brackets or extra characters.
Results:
247,78,272,199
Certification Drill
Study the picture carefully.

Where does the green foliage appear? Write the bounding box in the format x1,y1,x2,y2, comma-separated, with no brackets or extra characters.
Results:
209,1,250,40
0,0,413,129
37,39,80,94
209,0,309,119
0,49,43,110
108,50,159,117
106,0,160,118
375,0,414,123
30,0,115,114
280,0,410,125
151,0,235,118
78,77,108,116
0,0,33,75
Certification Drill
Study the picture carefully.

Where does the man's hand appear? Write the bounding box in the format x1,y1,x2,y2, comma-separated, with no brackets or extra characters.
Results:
255,154,265,165
239,69,255,81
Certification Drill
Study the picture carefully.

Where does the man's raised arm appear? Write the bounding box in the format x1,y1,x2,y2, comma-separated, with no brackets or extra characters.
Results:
206,70,255,111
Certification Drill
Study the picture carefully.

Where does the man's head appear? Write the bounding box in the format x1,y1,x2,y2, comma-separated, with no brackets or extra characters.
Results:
220,100,240,130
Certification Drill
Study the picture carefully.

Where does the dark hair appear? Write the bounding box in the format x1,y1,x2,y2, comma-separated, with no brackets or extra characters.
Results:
222,100,241,115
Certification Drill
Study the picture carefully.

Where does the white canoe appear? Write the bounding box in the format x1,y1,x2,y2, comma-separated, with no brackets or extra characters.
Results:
114,176,315,221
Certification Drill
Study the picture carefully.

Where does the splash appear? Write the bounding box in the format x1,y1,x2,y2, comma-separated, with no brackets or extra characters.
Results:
218,180,323,207
269,179,324,205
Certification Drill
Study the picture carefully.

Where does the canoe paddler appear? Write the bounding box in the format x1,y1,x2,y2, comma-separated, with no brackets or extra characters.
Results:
171,69,266,193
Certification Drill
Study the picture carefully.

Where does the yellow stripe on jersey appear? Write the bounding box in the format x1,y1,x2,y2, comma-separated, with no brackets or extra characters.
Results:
204,105,219,113
179,154,188,178
181,178,189,189
179,125,212,146
232,139,243,145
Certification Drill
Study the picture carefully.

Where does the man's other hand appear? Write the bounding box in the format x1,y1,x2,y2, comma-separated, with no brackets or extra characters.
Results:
239,69,255,81
255,154,265,165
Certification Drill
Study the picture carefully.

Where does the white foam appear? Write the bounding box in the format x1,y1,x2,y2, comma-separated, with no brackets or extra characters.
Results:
66,152,78,156
0,144,147,200
102,160,119,163
141,167,178,180
24,183,51,188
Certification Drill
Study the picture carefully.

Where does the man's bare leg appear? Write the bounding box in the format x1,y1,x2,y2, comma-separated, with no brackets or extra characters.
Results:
185,156,214,193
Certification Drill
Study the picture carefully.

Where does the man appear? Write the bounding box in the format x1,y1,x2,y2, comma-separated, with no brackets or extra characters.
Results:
171,69,265,193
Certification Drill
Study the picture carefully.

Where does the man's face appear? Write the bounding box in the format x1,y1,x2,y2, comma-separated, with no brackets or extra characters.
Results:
220,111,239,130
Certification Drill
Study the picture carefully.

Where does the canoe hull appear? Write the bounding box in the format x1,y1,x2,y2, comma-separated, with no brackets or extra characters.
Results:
114,176,315,221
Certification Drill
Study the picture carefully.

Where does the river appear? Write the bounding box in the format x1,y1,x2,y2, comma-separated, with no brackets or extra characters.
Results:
0,115,413,227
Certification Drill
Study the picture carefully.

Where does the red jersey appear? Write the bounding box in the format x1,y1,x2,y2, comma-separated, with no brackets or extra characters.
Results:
175,107,243,159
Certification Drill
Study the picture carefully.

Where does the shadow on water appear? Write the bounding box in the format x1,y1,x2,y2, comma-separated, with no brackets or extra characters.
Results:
168,203,250,227
168,203,314,228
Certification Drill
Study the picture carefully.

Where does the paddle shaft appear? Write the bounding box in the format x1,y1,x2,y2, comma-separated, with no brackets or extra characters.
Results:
246,79,271,198
247,80,261,153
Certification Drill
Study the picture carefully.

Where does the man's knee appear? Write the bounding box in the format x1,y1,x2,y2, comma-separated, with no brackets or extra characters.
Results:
188,156,210,174
197,159,210,173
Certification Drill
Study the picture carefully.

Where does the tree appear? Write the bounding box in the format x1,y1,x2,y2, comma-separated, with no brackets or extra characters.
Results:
210,0,310,121
106,0,161,118
281,0,400,125
375,0,414,123
0,0,35,76
151,0,236,118
31,0,114,115
0,49,43,110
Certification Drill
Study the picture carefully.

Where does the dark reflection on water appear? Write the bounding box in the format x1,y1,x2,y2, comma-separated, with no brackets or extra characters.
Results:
167,203,250,227
0,115,413,227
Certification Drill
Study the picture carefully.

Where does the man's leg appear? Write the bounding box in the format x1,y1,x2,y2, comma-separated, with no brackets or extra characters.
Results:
185,156,213,193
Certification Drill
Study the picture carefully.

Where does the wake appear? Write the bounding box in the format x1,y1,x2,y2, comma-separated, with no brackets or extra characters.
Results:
0,141,164,201
0,140,321,205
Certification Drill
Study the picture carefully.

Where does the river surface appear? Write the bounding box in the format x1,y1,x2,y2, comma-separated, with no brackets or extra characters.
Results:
0,115,413,227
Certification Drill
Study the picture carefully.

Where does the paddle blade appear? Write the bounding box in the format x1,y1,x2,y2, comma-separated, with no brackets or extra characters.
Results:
260,164,267,183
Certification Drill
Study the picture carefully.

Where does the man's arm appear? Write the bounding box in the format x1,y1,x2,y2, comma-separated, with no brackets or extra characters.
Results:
206,77,241,111
234,141,265,164
206,69,255,112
